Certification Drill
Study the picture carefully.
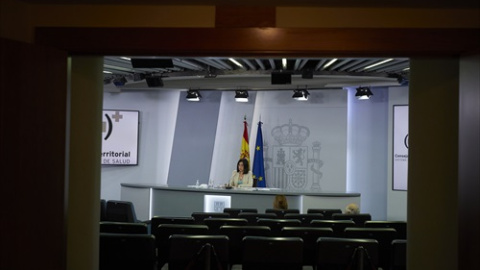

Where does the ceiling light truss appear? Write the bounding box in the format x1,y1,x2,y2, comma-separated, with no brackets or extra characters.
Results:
363,58,394,70
328,58,352,70
268,59,276,70
214,58,234,69
368,60,409,72
173,58,204,70
255,59,266,70
242,59,257,70
195,58,227,70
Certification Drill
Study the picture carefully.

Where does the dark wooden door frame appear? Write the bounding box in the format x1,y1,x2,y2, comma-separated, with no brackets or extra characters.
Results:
35,27,479,57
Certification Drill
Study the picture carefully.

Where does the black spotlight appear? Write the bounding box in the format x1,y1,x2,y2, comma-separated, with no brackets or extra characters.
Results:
145,76,163,87
235,90,249,102
103,77,112,85
133,73,145,81
355,87,373,100
292,89,310,101
271,72,292,84
186,90,202,102
112,76,127,87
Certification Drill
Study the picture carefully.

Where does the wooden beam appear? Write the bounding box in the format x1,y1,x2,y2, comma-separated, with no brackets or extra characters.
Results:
35,27,480,57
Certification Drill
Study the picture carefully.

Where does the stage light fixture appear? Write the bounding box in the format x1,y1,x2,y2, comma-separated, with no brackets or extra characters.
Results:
186,90,202,101
145,76,163,87
292,89,310,101
113,76,127,87
235,90,249,102
103,78,112,85
133,73,145,81
355,87,373,100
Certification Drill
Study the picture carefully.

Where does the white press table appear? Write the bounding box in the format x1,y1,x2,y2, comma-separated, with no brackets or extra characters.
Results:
120,183,361,221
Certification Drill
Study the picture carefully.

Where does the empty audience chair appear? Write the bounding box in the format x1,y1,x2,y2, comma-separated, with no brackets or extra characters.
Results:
310,220,356,237
242,236,304,270
223,208,257,217
316,237,379,270
256,218,302,235
284,213,324,226
203,217,248,234
106,200,139,223
154,224,210,268
391,239,407,270
100,221,148,234
168,234,229,270
344,227,398,270
265,208,300,218
99,233,156,270
281,227,333,267
332,213,372,226
307,208,342,219
219,225,272,265
365,220,407,239
150,216,195,235
191,212,230,224
100,199,107,221
237,212,277,225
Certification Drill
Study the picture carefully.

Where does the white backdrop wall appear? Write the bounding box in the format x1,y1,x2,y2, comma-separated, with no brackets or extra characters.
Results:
101,86,409,221
347,87,389,220
101,90,179,200
387,86,409,221
249,90,348,192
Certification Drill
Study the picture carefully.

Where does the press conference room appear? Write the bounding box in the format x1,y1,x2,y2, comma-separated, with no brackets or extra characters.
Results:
2,1,479,270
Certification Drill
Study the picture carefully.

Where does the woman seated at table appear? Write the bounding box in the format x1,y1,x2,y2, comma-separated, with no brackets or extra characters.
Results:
228,158,254,188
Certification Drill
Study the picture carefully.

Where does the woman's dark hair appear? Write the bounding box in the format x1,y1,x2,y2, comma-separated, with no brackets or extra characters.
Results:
236,158,249,173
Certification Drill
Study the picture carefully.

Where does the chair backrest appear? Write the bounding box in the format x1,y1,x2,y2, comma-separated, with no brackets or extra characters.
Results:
219,225,272,265
168,234,229,270
99,233,156,270
280,227,333,266
100,221,148,234
256,218,302,235
100,199,107,221
310,220,356,237
242,236,304,270
332,213,372,226
150,216,195,235
154,224,210,268
364,220,407,239
316,237,379,270
191,212,230,224
391,239,407,270
265,208,300,218
237,212,277,225
106,200,138,223
284,213,325,226
223,208,257,217
344,227,398,270
307,208,342,219
203,218,248,234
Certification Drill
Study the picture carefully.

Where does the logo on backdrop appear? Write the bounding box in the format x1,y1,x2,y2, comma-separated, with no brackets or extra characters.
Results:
101,110,139,165
264,119,324,191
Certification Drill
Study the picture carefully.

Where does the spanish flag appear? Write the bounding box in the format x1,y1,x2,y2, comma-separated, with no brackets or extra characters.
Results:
240,117,250,161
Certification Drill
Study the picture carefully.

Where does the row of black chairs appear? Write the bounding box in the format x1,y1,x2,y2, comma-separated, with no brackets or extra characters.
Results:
101,199,140,223
149,213,406,239
100,231,407,270
224,208,344,220
100,221,406,270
